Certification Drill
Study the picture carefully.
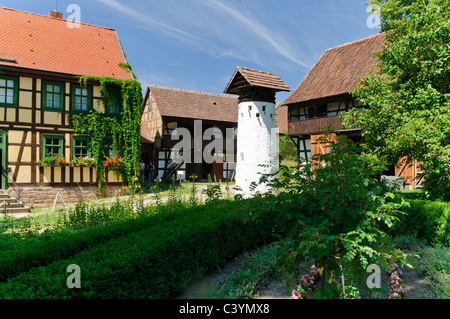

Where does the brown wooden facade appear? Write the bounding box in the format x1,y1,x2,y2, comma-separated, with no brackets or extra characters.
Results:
141,86,238,181
285,91,420,189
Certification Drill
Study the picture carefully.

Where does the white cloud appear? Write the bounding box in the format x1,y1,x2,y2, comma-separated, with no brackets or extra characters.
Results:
204,0,310,69
97,0,202,45
97,0,312,71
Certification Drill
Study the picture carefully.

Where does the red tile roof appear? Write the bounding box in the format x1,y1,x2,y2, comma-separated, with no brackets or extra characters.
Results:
0,7,133,80
224,66,290,94
282,33,383,106
147,86,238,123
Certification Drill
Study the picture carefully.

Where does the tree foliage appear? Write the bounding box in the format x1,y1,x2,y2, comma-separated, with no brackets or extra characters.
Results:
342,0,450,201
279,130,298,162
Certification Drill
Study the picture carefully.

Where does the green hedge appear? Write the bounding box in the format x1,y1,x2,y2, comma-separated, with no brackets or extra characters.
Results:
0,200,275,299
0,206,185,283
391,199,450,246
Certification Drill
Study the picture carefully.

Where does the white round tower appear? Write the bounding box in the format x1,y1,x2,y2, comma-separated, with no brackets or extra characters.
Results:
224,67,290,197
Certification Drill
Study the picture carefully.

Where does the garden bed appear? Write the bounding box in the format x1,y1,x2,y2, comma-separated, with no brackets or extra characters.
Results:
0,198,276,299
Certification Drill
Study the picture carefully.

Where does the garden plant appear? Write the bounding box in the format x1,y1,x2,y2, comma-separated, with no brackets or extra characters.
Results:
244,135,416,298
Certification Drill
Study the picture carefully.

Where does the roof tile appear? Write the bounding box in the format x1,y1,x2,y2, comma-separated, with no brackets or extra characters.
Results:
0,7,133,80
147,86,238,123
282,33,383,105
224,66,290,94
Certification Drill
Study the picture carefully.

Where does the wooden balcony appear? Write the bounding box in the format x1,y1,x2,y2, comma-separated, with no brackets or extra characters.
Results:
288,116,342,136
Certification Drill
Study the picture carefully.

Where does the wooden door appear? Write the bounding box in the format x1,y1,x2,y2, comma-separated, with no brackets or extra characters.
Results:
212,160,223,181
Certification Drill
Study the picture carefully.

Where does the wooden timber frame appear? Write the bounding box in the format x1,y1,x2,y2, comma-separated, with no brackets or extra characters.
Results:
0,66,123,189
155,116,237,181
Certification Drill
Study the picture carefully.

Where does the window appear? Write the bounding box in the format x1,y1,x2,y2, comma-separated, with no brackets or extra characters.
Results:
290,106,310,121
105,86,122,115
42,135,64,158
317,104,327,117
164,122,178,135
289,107,300,121
72,136,91,158
0,76,18,107
299,107,308,120
43,81,64,111
299,138,312,161
72,85,92,112
108,145,120,158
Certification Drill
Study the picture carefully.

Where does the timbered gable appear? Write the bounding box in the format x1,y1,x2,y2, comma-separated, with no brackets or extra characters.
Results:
0,7,133,206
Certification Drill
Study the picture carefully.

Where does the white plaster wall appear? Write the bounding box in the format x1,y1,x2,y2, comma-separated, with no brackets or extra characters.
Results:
235,101,278,197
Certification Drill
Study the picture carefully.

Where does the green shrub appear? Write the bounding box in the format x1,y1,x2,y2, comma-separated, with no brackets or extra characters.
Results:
0,200,275,299
245,136,413,299
0,204,183,282
391,199,450,246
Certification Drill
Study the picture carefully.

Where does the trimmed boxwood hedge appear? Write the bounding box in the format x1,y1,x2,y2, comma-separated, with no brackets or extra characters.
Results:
390,199,450,246
0,200,275,299
0,205,186,283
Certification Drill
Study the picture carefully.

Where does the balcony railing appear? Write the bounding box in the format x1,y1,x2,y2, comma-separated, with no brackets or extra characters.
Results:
288,115,342,136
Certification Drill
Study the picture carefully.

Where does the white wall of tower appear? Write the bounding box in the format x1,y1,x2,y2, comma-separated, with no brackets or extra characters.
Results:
235,101,279,197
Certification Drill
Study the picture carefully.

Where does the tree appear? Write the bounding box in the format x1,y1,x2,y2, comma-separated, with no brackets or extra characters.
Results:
279,130,298,162
342,0,450,200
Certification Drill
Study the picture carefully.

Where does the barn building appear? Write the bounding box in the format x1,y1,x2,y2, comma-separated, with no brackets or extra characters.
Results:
282,33,422,189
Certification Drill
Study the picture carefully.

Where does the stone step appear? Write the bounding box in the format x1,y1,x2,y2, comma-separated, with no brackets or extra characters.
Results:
0,193,30,215
4,202,22,208
1,207,31,214
0,198,18,204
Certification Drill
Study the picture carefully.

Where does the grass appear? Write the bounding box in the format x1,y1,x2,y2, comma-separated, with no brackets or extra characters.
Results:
205,234,450,299
394,235,450,299
211,244,281,299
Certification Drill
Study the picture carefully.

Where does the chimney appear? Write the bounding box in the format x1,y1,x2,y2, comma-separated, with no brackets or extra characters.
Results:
49,10,63,19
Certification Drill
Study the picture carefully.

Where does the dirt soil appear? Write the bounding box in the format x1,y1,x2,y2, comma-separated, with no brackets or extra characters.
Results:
176,248,436,300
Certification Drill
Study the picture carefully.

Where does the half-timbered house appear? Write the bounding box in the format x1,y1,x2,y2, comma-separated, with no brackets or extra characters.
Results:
141,85,238,182
282,33,421,189
0,8,134,208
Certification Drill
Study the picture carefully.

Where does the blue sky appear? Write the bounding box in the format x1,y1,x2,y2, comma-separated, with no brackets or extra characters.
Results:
1,0,380,102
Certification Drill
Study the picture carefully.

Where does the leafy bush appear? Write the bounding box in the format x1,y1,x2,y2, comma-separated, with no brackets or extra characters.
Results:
0,199,275,298
390,199,450,246
244,135,414,298
422,167,450,202
0,201,182,282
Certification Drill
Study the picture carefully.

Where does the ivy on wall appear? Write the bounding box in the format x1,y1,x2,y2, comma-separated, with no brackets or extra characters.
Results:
69,75,143,195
